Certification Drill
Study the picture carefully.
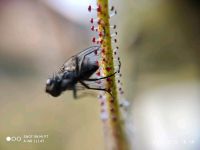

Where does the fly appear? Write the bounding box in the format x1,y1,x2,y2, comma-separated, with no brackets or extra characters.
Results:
45,46,120,99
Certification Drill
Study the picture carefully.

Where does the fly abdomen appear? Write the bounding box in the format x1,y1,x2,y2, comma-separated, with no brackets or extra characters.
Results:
81,61,99,79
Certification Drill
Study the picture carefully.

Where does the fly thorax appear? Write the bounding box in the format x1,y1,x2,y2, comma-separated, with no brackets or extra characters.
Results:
61,71,76,90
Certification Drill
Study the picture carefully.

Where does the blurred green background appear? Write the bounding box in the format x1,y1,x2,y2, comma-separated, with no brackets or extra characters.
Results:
0,0,200,150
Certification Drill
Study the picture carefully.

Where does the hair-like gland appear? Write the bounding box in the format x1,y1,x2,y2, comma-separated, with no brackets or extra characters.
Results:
88,0,128,150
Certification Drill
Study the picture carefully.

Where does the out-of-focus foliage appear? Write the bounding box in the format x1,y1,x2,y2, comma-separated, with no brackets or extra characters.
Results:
121,0,200,97
0,1,103,150
120,0,200,150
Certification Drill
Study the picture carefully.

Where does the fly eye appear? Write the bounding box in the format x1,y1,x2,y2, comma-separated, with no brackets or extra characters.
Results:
46,79,52,85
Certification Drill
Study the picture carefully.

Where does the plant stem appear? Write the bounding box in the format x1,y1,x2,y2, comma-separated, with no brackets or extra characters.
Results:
96,0,129,149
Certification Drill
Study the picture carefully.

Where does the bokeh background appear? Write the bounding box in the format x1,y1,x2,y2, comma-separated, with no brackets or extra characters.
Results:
0,0,200,150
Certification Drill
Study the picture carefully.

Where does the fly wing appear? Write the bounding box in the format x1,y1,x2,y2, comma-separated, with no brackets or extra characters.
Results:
76,46,101,71
75,82,102,98
58,46,108,90
75,82,87,90
58,46,100,74
58,56,76,74
81,79,107,89
74,82,104,91
75,80,107,96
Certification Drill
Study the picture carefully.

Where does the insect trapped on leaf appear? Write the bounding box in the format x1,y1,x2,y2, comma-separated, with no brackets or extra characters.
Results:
45,46,120,99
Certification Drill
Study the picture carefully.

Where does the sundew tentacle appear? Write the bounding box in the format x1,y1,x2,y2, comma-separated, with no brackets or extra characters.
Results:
88,0,129,150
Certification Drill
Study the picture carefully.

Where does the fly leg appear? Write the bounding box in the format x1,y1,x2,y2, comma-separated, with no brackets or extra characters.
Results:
84,72,116,81
79,80,113,97
75,56,79,76
72,56,78,99
85,60,121,81
72,85,77,99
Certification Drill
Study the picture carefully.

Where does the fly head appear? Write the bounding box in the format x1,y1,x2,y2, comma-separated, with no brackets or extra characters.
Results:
45,75,62,97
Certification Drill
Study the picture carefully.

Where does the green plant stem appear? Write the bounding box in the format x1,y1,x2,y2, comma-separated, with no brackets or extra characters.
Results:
97,0,129,149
